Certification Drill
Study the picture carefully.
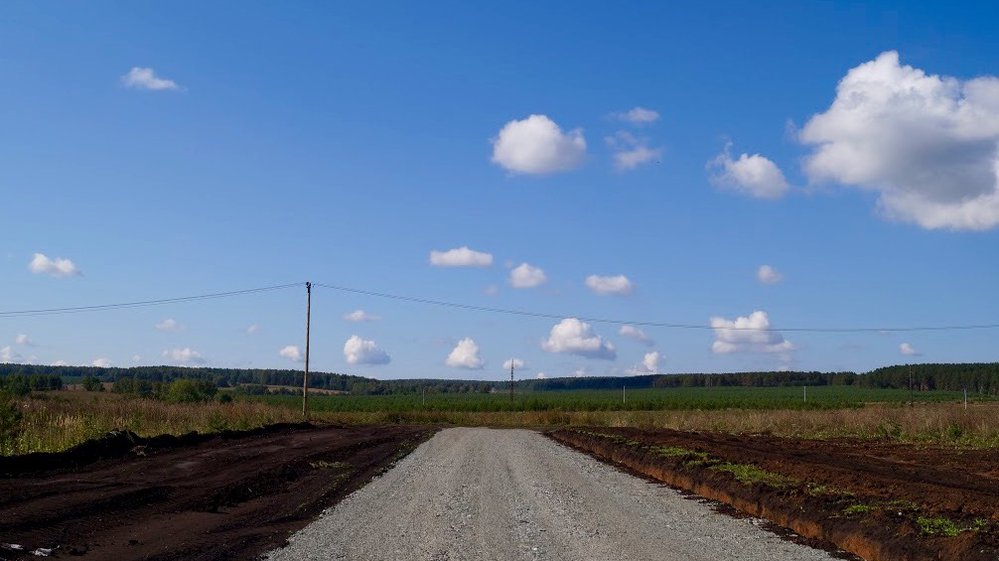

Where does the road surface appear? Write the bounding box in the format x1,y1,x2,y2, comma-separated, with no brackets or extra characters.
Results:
267,428,844,561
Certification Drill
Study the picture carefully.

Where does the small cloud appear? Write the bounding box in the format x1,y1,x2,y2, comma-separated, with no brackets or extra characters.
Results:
503,358,525,370
121,67,182,91
628,351,663,374
246,324,260,335
429,246,494,268
509,262,547,288
344,335,391,365
92,357,111,368
131,354,142,362
446,337,485,369
162,347,205,365
606,130,662,171
585,274,634,296
710,311,794,355
612,107,661,125
154,318,183,332
491,114,586,174
1,346,22,363
483,285,499,297
542,318,616,360
900,342,922,356
279,345,303,362
15,334,34,346
536,372,547,379
756,265,783,285
619,325,654,347
29,253,81,277
343,310,380,322
708,143,789,199
52,360,68,367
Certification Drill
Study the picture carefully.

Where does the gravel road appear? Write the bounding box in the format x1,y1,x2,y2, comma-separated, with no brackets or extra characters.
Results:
266,428,843,561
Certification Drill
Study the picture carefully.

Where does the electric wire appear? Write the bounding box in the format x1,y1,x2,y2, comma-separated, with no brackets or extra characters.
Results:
0,283,302,318
313,282,999,333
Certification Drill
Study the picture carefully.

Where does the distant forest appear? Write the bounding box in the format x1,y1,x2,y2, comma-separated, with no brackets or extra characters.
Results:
1,362,998,395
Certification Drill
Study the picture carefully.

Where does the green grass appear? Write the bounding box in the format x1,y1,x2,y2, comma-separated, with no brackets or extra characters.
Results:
917,516,961,537
709,462,797,487
843,504,873,516
245,385,985,414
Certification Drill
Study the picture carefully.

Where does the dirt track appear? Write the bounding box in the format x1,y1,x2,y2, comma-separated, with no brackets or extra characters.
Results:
267,428,844,561
0,423,434,560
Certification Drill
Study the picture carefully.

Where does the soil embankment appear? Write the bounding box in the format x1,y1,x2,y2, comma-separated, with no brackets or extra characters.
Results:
549,427,999,561
0,423,435,560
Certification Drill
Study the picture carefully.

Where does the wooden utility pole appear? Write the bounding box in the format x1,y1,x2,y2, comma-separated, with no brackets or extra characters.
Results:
909,366,914,408
509,361,514,402
302,281,312,418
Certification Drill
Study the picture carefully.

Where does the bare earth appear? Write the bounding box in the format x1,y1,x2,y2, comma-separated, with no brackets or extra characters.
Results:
267,428,843,561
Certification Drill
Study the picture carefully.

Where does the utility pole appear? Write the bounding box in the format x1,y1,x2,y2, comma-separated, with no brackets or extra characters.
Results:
909,366,913,408
622,384,626,405
302,281,312,418
803,385,807,403
509,361,514,402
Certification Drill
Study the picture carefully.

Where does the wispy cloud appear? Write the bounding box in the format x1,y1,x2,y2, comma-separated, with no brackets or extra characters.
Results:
121,67,182,91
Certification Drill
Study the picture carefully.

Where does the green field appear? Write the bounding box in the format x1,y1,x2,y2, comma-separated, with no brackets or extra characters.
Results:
247,385,986,413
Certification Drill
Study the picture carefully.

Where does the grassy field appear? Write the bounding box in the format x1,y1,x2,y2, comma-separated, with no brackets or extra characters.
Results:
249,385,986,413
2,385,997,455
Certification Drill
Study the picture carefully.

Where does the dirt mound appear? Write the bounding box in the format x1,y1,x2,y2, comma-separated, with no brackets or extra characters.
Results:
0,423,435,560
549,428,999,561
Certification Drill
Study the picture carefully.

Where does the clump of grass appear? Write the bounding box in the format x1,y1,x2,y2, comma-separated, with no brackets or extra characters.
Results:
917,516,961,537
309,460,350,470
843,504,873,516
709,462,797,487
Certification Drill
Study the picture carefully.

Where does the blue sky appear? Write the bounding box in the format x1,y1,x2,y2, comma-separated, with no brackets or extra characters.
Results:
2,1,998,379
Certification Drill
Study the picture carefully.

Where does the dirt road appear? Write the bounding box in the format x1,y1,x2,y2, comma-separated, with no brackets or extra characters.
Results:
267,428,844,561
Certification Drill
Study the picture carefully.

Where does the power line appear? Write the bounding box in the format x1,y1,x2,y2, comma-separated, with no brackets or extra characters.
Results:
0,283,302,318
313,282,999,333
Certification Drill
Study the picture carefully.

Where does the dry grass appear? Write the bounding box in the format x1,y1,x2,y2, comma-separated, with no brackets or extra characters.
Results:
4,391,998,456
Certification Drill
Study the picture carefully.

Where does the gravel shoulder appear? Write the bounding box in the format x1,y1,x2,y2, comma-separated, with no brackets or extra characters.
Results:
267,427,842,561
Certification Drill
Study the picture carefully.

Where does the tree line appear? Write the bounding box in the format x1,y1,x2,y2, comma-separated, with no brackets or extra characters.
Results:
2,362,998,395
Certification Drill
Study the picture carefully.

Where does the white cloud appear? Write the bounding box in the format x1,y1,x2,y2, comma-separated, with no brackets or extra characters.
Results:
542,318,616,360
429,246,493,268
491,114,586,174
154,318,183,332
1,346,21,363
246,324,260,335
619,325,654,346
606,130,661,170
756,265,783,285
483,285,499,297
710,311,795,355
279,345,303,362
92,357,111,368
899,342,922,356
28,253,80,277
585,274,634,295
121,67,182,91
446,337,485,369
503,358,525,370
344,335,391,365
800,51,999,230
536,372,547,379
15,334,34,346
343,309,380,322
708,144,789,199
52,360,68,367
629,351,663,374
613,107,661,125
131,354,142,362
162,347,205,365
509,262,547,288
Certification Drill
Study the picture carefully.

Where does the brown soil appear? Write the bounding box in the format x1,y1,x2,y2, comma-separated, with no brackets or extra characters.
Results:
0,423,436,560
549,427,999,561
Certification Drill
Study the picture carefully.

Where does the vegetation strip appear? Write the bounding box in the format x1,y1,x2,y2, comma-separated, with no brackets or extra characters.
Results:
549,428,998,561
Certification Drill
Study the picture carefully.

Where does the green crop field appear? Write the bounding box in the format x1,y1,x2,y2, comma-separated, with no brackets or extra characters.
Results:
245,385,988,414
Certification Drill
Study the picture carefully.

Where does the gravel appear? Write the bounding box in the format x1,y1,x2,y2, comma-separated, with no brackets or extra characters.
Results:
265,428,843,561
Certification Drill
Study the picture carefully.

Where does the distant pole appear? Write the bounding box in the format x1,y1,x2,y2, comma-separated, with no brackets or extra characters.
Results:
803,385,807,403
909,366,913,408
422,387,426,407
964,387,968,411
302,282,312,418
509,361,514,402
623,384,626,405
